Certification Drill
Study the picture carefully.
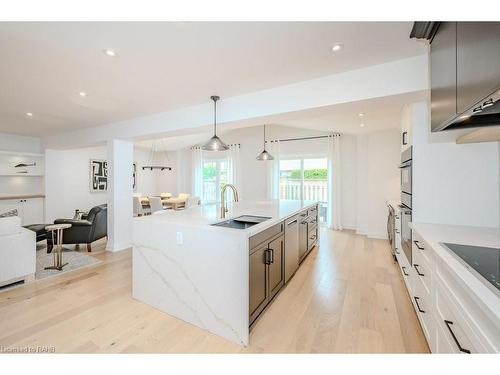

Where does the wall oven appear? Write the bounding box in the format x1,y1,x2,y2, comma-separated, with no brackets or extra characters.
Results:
400,147,412,209
399,146,412,265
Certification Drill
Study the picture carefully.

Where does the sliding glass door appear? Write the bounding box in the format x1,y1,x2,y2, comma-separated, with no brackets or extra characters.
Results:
202,159,228,203
279,157,328,222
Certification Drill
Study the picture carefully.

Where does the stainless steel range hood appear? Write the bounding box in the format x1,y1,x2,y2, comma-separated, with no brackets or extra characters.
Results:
444,89,500,131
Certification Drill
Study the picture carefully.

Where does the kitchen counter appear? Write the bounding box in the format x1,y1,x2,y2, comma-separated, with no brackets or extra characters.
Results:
132,200,318,346
410,222,500,321
142,199,318,236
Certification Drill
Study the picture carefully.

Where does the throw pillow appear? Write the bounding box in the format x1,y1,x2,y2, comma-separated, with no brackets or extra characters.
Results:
0,209,18,218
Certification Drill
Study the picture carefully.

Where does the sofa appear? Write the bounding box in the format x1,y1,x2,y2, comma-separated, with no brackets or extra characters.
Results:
0,216,36,288
47,204,107,253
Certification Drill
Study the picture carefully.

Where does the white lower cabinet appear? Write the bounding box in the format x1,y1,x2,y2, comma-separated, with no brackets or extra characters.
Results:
395,228,500,353
0,197,44,225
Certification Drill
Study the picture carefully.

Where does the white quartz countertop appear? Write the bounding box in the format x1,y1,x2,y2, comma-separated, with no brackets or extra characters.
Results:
410,222,500,318
137,199,319,237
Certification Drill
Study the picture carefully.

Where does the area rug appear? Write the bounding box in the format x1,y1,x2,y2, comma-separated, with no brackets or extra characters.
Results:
36,247,102,280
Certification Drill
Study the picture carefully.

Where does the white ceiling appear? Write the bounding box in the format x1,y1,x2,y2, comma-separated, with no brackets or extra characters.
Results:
136,91,428,151
0,22,426,136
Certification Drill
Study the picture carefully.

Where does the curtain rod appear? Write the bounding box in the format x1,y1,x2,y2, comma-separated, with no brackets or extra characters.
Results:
191,143,240,150
266,133,339,143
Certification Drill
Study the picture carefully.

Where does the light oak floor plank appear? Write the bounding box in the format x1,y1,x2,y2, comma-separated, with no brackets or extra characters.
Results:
0,229,429,353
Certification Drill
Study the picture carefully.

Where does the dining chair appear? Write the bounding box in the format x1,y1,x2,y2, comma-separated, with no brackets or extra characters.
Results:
149,197,165,214
184,196,201,209
160,192,172,199
133,196,145,217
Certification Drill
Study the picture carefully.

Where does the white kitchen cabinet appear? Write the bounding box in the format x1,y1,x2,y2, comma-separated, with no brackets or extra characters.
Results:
0,197,45,225
400,104,413,151
401,226,500,353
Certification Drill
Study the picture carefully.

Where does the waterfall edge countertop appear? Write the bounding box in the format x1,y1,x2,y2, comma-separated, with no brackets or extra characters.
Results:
132,199,319,347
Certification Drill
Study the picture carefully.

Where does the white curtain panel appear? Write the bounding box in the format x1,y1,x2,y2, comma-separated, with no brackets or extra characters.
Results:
327,134,342,230
227,144,241,189
191,147,204,200
266,140,281,199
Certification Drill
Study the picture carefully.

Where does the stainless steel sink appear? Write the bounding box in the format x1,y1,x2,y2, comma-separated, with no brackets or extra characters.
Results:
211,215,271,229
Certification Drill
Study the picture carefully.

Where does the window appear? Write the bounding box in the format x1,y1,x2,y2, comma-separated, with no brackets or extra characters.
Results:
202,159,228,202
279,157,328,222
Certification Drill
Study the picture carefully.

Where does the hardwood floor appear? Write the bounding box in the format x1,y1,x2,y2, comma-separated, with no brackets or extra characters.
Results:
0,229,429,353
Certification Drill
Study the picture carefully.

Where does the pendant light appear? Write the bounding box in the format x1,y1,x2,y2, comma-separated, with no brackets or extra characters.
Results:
256,124,274,160
142,140,172,171
202,95,229,151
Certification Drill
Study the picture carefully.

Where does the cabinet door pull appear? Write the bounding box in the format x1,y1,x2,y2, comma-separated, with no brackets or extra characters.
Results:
444,320,471,354
395,248,400,255
269,248,274,264
413,240,424,250
401,266,409,276
413,296,425,313
402,131,408,145
287,220,298,226
414,264,425,276
264,249,271,265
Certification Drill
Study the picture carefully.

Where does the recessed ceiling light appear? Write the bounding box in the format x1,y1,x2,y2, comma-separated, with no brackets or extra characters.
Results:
79,91,87,97
358,113,365,117
26,112,33,117
103,48,117,57
332,44,343,52
360,123,365,128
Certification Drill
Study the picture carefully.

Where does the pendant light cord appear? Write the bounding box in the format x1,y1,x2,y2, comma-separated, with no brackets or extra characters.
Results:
213,97,217,136
263,125,266,150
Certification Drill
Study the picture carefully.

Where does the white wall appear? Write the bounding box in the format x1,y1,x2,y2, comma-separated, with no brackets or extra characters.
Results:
355,129,401,238
0,132,42,153
412,101,500,228
45,145,163,222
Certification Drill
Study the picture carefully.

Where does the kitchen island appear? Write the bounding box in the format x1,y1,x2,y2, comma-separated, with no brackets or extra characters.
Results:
132,200,319,346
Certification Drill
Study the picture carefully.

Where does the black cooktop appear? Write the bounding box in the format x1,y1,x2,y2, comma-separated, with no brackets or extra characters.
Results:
441,243,500,294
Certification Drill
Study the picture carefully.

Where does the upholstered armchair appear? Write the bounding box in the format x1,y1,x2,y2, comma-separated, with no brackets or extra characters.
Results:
47,204,107,253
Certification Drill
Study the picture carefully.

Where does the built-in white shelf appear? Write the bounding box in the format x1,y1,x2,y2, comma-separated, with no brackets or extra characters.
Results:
0,150,44,157
0,150,45,177
0,174,44,177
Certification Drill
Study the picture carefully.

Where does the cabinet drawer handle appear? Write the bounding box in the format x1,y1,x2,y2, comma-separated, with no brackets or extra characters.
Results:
413,296,425,313
287,219,298,226
414,264,425,277
309,235,317,240
395,248,400,255
301,221,307,225
444,320,471,354
413,240,424,250
395,230,400,234
401,266,409,276
300,213,307,217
